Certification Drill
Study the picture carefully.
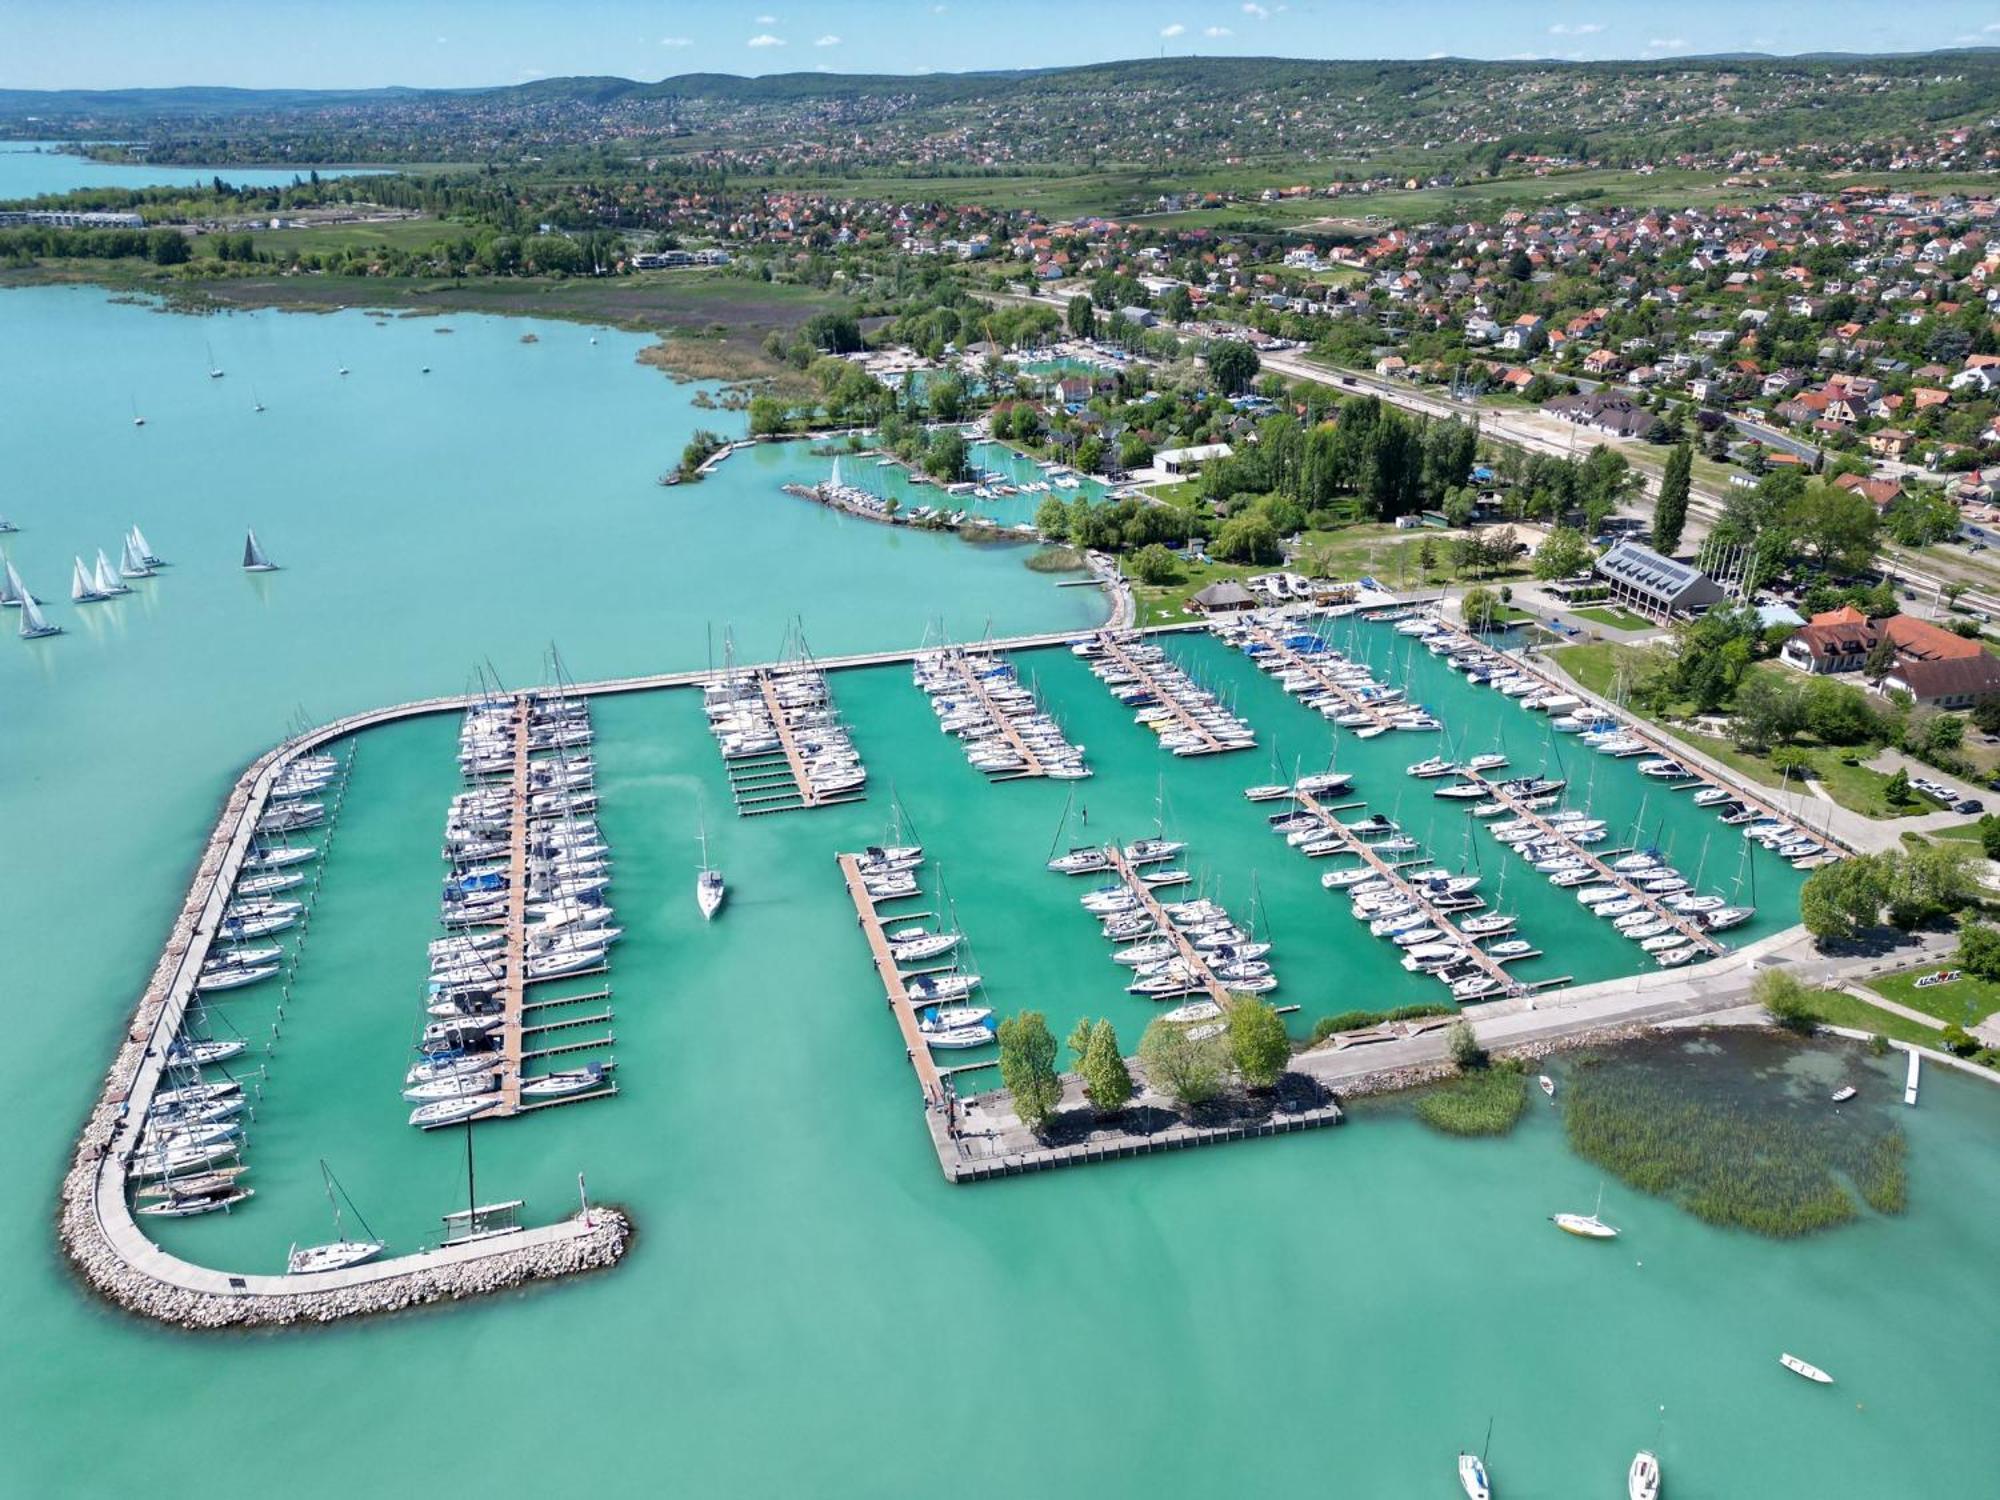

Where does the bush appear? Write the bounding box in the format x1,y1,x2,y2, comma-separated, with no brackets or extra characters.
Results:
1754,970,1818,1034
1445,1020,1485,1070
1940,1024,1981,1059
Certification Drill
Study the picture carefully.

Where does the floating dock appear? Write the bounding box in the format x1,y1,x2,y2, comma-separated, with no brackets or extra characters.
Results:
941,650,1047,780
1241,621,1398,732
1087,633,1244,756
1099,844,1238,1005
495,695,532,1114
836,852,945,1104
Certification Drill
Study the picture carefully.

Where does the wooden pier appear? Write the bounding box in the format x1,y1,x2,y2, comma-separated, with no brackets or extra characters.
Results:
1466,773,1725,957
495,695,532,1116
1293,790,1527,999
943,650,1047,780
1090,633,1241,756
837,852,944,1103
1100,844,1235,1005
1242,621,1396,732
759,671,824,810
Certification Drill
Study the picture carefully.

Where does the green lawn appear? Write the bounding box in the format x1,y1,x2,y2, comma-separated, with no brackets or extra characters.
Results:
1131,557,1264,625
1925,821,1991,843
1571,605,1656,631
1864,968,2000,1030
246,217,459,257
1796,989,1947,1049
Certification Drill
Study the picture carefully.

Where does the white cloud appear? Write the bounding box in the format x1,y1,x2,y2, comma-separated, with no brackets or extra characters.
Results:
660,35,693,46
814,34,842,47
1161,22,1186,38
1985,21,2000,31
1647,37,1688,50
756,13,777,23
1242,2,1269,18
1549,22,1605,36
1205,25,1234,39
747,33,786,47
932,4,947,13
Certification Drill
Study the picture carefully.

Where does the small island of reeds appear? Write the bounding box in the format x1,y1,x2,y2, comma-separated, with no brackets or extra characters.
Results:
1415,1058,1531,1137
1560,1032,1907,1238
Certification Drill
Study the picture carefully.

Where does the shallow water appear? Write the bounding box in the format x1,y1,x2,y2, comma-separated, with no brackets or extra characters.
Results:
4,285,1996,1498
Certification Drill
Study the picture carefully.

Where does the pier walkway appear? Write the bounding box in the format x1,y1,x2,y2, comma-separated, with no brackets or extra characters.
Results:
943,650,1046,780
1294,790,1526,999
758,670,826,810
837,853,945,1103
1100,845,1233,1005
1089,633,1238,756
1466,772,1725,957
496,695,531,1115
1242,622,1396,732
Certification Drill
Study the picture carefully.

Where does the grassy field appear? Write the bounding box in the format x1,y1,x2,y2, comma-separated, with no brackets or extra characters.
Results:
1795,988,1947,1048
1863,968,2000,1030
1572,605,1655,631
246,218,458,257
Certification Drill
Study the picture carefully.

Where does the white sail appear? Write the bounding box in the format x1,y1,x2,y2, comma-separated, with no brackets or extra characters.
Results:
18,586,57,637
94,549,128,595
131,525,161,566
120,535,152,579
243,528,276,571
0,557,22,607
71,556,101,602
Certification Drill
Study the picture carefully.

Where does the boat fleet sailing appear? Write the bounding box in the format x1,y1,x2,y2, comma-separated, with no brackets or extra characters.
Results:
409,689,619,1128
6,521,279,642
912,643,1090,780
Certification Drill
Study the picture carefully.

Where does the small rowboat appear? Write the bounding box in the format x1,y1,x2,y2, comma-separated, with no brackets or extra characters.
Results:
1780,1352,1834,1383
1831,1085,1857,1103
1538,1074,1555,1100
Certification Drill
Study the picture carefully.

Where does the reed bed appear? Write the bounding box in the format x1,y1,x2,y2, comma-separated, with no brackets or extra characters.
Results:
1415,1062,1530,1137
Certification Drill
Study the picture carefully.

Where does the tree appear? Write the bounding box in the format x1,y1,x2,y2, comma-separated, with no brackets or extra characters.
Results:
928,376,967,423
1226,998,1291,1089
1066,294,1097,340
1799,854,1892,941
747,395,787,436
1129,543,1181,584
1732,671,1808,751
1138,1018,1226,1109
1035,495,1071,540
1207,339,1260,395
1787,482,1880,576
1955,918,2000,981
1533,525,1591,581
1212,512,1281,564
1080,1019,1134,1114
802,310,862,354
1445,1020,1486,1071
997,1011,1063,1130
1803,678,1880,746
1887,843,1976,929
1462,585,1500,631
1654,442,1692,556
1753,969,1817,1033
1066,1016,1095,1071
924,429,971,483
1885,768,1913,807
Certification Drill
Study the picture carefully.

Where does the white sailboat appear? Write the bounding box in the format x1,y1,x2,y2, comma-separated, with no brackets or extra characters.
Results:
252,386,266,413
1779,1352,1834,1384
1628,1450,1661,1500
206,340,225,379
17,583,60,638
0,556,29,607
130,525,164,567
696,816,725,919
71,555,108,603
1552,1183,1620,1239
119,534,154,580
242,528,279,572
286,1160,385,1275
93,548,131,595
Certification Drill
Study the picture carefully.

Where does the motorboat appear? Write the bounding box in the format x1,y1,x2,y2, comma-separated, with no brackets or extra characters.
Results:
1779,1352,1833,1384
1831,1084,1858,1103
1628,1450,1661,1500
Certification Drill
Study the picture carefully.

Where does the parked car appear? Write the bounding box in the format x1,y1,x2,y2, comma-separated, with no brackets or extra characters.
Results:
1954,798,1984,815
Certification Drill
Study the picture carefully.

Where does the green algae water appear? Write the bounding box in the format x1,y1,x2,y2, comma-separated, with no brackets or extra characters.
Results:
3,286,1996,1497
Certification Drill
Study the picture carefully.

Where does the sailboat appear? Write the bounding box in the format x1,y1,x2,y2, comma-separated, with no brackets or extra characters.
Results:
242,528,279,572
71,556,109,603
0,555,29,607
252,386,266,413
206,341,225,379
1628,1450,1661,1500
696,816,726,919
131,397,145,428
1552,1183,1620,1239
93,548,131,596
17,583,61,639
0,516,15,533
119,534,154,580
286,1160,385,1274
130,525,165,567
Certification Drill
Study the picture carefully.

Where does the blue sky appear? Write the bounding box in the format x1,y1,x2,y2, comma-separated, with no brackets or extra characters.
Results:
7,1,2000,89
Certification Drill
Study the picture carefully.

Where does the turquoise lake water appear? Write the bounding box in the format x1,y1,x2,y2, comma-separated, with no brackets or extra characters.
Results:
0,139,383,198
3,284,1996,1497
